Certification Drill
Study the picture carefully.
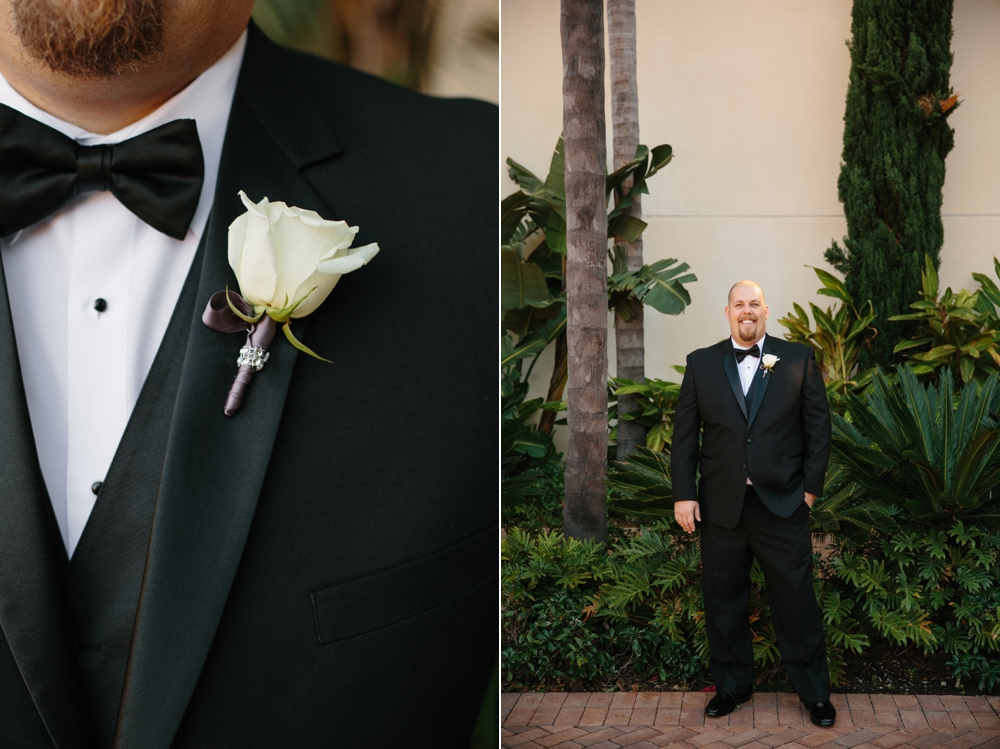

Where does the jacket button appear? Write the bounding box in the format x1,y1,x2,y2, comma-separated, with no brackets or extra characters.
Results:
742,464,747,470
746,438,752,444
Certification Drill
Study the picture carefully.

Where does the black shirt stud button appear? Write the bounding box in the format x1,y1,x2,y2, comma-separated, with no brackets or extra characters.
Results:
91,481,103,495
93,298,107,312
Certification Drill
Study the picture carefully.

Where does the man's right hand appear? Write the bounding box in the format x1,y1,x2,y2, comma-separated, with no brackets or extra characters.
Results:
674,500,701,533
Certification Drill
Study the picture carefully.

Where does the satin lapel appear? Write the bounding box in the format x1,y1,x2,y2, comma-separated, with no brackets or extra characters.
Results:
747,336,773,428
114,26,339,749
722,348,748,420
0,258,95,747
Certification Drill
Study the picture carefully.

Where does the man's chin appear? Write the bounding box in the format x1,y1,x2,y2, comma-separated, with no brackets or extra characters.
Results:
737,328,759,343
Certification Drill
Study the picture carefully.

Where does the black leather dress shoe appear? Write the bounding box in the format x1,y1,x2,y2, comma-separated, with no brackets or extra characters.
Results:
704,691,752,718
804,700,837,727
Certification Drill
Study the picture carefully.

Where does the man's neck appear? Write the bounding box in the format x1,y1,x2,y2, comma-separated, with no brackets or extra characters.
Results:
732,333,765,350
0,7,250,134
0,70,185,134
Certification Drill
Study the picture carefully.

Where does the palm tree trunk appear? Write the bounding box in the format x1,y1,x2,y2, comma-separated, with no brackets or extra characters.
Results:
538,331,567,437
561,0,608,544
607,0,645,461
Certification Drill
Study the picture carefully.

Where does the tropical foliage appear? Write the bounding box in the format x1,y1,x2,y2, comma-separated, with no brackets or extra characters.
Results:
833,523,1000,688
610,372,683,452
501,137,695,436
605,447,673,520
891,255,1000,384
501,521,875,691
500,367,556,508
778,267,875,396
831,367,1000,528
501,527,704,688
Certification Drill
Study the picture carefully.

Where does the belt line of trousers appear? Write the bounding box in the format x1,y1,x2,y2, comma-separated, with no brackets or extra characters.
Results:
700,484,830,703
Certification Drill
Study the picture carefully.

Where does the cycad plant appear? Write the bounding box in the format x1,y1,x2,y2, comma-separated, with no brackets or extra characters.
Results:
830,366,1000,689
831,366,1000,528
606,448,887,541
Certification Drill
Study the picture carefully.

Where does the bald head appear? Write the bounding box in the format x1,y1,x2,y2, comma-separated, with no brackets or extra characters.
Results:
725,280,768,345
728,280,766,306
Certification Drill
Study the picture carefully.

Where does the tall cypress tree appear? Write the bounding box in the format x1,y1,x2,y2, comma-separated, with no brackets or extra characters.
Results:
826,0,958,369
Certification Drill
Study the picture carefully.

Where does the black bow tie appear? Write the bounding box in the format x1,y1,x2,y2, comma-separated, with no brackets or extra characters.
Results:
734,343,760,362
0,103,204,241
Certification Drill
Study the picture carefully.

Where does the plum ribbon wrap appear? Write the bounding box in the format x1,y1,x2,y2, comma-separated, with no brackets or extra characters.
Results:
202,290,276,416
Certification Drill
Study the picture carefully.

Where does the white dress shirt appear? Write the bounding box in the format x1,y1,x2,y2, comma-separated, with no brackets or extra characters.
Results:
732,335,763,395
0,32,246,557
732,334,764,486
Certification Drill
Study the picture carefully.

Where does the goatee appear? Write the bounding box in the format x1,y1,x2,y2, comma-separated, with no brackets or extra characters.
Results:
12,0,164,78
737,321,758,342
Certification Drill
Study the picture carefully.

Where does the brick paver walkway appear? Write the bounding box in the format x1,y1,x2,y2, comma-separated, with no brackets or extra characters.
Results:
502,692,1000,749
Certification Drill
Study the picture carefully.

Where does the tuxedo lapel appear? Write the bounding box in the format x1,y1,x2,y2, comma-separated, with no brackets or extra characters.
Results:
747,336,773,428
114,26,340,749
722,346,748,421
0,257,94,746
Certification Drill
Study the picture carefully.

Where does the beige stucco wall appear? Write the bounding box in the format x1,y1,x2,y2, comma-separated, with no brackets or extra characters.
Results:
502,0,1000,447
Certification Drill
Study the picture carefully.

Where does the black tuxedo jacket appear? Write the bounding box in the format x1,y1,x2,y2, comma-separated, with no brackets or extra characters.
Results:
671,334,831,529
0,24,494,749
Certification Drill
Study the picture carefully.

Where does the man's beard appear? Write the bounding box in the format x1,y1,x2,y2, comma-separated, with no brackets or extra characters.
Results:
737,317,759,342
12,0,164,78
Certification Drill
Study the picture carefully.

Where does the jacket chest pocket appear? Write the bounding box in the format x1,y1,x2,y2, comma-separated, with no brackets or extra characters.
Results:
310,525,494,645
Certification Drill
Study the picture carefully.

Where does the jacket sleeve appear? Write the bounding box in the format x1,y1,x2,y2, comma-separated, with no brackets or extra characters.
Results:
800,350,831,496
671,354,701,503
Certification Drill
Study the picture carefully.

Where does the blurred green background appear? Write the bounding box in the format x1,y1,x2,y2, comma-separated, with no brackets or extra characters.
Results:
252,0,497,102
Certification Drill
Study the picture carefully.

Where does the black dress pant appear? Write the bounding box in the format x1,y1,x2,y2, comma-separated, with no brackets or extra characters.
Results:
700,485,830,703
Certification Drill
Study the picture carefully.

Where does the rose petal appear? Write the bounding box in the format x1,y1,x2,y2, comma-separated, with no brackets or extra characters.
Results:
236,204,278,307
288,268,341,318
317,243,379,275
269,213,357,307
317,227,361,261
227,211,249,280
239,190,269,217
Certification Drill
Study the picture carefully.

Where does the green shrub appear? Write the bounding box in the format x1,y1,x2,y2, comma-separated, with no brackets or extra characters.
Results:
825,366,1000,686
832,522,1000,689
611,375,683,452
500,523,868,690
890,256,1000,384
502,460,564,531
778,266,875,398
501,527,708,689
501,528,617,687
501,367,559,510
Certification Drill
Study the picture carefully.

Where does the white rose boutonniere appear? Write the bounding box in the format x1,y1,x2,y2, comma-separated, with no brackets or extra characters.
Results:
203,191,379,415
760,353,780,377
228,190,379,322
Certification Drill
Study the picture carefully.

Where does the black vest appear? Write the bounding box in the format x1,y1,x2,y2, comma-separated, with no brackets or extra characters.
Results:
63,241,205,746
